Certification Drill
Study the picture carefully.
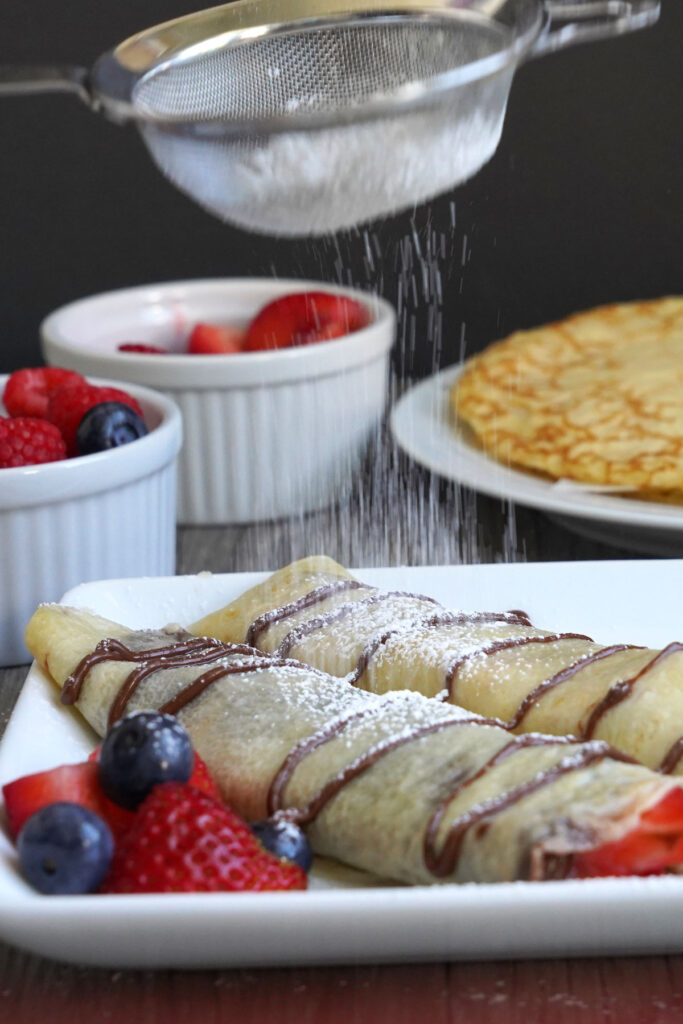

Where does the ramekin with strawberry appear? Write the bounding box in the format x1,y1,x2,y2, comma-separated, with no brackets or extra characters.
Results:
116,290,371,356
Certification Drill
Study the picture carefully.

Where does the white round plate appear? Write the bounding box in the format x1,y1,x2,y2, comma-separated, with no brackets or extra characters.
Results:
390,365,683,556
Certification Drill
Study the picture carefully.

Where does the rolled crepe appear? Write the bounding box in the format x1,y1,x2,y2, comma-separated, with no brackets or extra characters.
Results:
23,602,683,884
191,556,683,776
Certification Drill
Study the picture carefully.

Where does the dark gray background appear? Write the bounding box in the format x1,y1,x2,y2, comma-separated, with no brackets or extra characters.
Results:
0,1,680,377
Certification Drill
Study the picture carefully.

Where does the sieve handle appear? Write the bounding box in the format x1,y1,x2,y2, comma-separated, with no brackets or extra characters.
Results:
530,0,660,57
0,65,91,104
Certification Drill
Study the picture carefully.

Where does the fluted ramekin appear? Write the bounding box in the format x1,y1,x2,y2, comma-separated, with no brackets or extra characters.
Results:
0,377,182,665
40,279,395,525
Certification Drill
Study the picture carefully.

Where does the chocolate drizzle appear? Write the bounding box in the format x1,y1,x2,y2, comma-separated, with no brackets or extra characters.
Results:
267,706,503,820
423,741,623,878
61,634,318,727
445,632,594,703
659,736,683,775
275,591,441,658
61,636,231,707
157,657,322,717
581,642,683,740
347,610,533,690
507,644,642,730
245,579,366,648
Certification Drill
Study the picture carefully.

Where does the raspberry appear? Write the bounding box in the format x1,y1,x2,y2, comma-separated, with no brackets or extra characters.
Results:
47,384,144,456
117,344,168,355
100,783,307,894
3,367,86,419
0,417,67,468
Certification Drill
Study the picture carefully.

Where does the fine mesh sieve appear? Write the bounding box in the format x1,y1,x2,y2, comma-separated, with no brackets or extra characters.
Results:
0,0,661,236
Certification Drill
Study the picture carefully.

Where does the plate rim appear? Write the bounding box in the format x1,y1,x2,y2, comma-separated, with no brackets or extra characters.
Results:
390,365,683,532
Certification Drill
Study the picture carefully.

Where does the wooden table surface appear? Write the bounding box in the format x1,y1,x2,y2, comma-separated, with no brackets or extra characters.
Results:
2,457,682,1023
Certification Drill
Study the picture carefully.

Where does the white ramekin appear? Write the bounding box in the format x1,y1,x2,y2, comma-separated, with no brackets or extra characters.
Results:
0,377,182,666
40,279,396,525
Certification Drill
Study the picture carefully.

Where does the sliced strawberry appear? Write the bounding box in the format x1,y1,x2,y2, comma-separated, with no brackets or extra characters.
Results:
243,292,371,352
101,782,307,894
573,787,683,878
117,344,168,355
2,367,86,419
2,761,134,840
188,324,245,355
88,746,220,800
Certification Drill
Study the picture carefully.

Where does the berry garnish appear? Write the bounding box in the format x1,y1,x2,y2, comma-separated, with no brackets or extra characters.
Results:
101,783,307,894
243,292,370,352
97,711,194,810
117,344,168,355
0,416,67,469
17,802,114,895
2,760,135,840
47,384,144,456
188,323,246,355
75,401,148,456
251,818,313,873
2,367,85,419
88,746,221,801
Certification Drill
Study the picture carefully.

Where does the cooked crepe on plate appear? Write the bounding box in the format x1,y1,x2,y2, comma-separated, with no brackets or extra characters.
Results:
450,297,683,500
192,556,683,775
24,601,683,884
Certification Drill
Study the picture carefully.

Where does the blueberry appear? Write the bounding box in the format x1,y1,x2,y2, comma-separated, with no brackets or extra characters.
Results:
98,711,193,810
251,818,313,873
17,802,113,895
76,401,148,456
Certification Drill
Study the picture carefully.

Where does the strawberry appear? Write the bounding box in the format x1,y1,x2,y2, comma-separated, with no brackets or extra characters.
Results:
243,292,370,352
573,787,683,878
188,323,246,355
2,367,85,419
88,746,221,801
47,384,144,456
0,416,67,469
117,344,168,355
100,783,307,894
2,761,134,840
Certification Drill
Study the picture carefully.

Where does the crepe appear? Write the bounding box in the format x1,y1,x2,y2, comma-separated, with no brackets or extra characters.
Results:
450,297,683,499
23,601,683,884
191,556,683,775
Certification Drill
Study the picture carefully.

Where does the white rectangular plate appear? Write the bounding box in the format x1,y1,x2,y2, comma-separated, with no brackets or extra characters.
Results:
2,561,683,969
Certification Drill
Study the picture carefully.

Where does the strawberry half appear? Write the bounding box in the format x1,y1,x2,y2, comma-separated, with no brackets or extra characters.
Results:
2,761,134,840
2,367,86,419
243,292,371,352
101,783,308,893
188,324,245,355
573,787,683,877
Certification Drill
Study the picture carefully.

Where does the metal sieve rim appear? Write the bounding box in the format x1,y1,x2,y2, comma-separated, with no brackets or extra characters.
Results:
91,7,546,137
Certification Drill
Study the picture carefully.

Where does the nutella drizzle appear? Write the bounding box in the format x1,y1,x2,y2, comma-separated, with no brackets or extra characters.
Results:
274,591,440,658
506,644,643,730
158,657,322,717
445,633,594,703
581,642,683,740
61,636,231,706
245,579,366,648
347,609,533,689
269,716,496,827
423,742,625,878
659,736,683,775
